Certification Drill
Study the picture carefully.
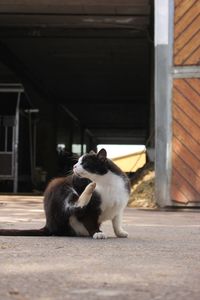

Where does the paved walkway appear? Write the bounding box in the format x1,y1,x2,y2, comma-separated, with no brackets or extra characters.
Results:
0,195,200,300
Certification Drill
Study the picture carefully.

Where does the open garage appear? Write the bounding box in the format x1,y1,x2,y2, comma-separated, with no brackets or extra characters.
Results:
0,0,154,193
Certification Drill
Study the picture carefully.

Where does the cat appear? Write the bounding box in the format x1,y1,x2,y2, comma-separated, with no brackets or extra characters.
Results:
0,149,130,239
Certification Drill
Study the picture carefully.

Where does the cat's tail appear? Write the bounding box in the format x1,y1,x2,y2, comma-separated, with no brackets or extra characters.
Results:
0,226,50,236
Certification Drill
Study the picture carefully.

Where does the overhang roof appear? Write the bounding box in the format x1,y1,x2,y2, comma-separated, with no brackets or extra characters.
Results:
0,0,153,144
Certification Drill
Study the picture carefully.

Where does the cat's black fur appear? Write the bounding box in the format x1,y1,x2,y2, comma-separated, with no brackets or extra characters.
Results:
0,175,101,236
0,149,130,237
43,175,101,237
80,151,130,191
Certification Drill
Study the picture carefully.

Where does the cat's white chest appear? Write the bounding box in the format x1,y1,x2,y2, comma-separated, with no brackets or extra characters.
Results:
95,172,129,222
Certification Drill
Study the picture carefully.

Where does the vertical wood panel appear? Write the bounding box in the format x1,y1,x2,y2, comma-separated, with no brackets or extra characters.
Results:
172,79,200,203
174,0,200,65
174,0,198,23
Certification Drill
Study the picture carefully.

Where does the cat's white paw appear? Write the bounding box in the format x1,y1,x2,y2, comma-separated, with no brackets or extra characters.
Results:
85,182,96,194
115,230,128,238
93,232,107,239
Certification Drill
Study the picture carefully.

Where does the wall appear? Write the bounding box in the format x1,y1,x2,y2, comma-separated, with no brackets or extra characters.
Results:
171,0,200,204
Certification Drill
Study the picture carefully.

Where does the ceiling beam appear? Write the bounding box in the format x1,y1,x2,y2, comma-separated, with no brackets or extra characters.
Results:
0,0,150,16
0,27,147,39
0,15,149,30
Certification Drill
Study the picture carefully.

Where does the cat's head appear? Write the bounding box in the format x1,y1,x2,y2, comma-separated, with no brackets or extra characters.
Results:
73,149,108,180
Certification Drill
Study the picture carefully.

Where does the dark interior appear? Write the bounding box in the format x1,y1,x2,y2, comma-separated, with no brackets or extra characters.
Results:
0,0,154,190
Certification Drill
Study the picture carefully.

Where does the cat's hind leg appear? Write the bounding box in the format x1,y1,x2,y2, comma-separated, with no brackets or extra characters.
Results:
77,182,96,208
112,212,128,238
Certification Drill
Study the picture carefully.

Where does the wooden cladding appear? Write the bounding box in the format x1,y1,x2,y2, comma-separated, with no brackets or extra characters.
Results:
172,78,200,203
174,0,200,66
172,2,200,204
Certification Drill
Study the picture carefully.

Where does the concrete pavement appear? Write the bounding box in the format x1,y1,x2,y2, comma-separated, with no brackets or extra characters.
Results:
0,195,200,300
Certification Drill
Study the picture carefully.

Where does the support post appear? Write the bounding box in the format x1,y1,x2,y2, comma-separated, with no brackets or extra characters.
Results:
154,0,174,207
13,91,21,193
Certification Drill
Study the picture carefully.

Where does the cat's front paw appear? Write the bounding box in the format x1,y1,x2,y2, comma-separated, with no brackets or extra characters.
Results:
93,232,107,239
78,182,96,207
85,182,96,194
115,230,128,238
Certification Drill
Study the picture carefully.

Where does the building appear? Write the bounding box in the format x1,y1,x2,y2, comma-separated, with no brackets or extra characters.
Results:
0,1,199,207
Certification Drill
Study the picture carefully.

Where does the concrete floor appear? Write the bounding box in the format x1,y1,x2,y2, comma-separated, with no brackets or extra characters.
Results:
0,195,200,300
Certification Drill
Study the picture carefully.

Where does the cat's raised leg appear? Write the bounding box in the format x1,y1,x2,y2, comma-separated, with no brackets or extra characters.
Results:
112,212,128,238
77,182,96,208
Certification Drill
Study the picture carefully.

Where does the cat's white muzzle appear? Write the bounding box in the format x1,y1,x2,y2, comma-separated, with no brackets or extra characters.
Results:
73,163,86,177
73,168,80,177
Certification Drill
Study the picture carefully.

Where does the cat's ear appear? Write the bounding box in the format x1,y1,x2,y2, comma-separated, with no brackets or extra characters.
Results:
97,149,107,162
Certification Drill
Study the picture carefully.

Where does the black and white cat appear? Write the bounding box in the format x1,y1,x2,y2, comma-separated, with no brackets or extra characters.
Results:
0,149,130,239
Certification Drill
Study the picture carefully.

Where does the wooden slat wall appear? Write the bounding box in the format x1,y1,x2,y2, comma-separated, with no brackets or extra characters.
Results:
174,0,200,66
172,1,200,204
172,78,200,203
